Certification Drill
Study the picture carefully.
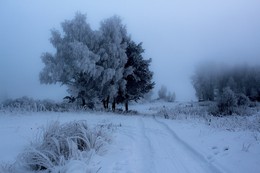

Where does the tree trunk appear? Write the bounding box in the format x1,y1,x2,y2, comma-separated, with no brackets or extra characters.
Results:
102,96,110,109
81,97,86,107
112,99,116,112
125,100,128,112
102,100,106,109
106,96,109,109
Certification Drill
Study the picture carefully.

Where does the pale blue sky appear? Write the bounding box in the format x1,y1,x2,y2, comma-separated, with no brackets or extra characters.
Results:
1,0,260,101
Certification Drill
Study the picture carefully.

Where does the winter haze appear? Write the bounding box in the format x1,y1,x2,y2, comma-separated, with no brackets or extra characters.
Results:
1,0,260,101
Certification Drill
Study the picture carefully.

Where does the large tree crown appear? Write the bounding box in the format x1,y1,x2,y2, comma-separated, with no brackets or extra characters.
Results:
40,12,154,106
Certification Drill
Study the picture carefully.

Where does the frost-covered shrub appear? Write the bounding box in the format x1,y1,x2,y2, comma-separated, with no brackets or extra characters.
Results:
233,107,255,116
166,92,176,102
14,121,113,172
209,89,254,116
218,87,237,115
236,93,250,107
208,102,219,116
1,97,38,112
211,87,237,116
0,97,91,113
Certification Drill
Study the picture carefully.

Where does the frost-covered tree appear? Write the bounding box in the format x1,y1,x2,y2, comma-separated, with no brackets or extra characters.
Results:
117,41,155,111
40,12,154,110
97,16,129,110
40,13,102,107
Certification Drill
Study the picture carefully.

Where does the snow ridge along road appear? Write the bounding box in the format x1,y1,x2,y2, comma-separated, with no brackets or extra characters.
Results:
103,116,224,173
152,116,223,173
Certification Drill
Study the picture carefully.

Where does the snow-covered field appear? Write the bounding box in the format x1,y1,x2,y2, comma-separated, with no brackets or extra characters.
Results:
0,102,260,173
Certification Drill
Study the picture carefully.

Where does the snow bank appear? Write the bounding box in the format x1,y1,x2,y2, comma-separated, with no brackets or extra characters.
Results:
0,112,117,173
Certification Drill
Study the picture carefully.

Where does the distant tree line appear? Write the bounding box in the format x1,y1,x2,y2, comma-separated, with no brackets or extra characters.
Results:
192,63,260,102
40,13,154,111
192,63,260,115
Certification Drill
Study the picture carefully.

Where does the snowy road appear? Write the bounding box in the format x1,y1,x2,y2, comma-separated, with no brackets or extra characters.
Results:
1,111,259,172
101,116,222,173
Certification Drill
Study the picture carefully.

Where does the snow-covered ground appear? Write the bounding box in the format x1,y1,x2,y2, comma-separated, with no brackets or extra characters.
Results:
0,102,260,173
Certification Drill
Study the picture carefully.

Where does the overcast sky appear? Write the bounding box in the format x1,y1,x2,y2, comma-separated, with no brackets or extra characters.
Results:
1,0,260,101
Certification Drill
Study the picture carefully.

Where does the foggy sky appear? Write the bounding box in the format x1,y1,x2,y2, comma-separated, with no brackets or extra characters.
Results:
1,0,260,101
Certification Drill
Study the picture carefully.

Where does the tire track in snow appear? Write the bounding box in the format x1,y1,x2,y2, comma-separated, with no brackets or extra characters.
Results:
141,117,190,173
137,117,155,173
100,116,224,173
153,116,224,173
109,117,156,173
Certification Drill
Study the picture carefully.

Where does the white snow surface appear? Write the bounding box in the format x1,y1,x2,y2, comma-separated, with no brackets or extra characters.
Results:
0,102,260,173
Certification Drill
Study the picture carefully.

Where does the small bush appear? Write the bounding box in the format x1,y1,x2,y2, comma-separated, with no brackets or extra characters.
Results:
217,87,237,115
208,89,254,116
0,97,90,113
208,102,219,116
14,121,113,172
209,87,238,116
236,93,250,107
166,92,176,102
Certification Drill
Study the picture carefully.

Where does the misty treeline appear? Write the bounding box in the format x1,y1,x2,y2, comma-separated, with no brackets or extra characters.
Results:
39,12,154,111
192,63,260,115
